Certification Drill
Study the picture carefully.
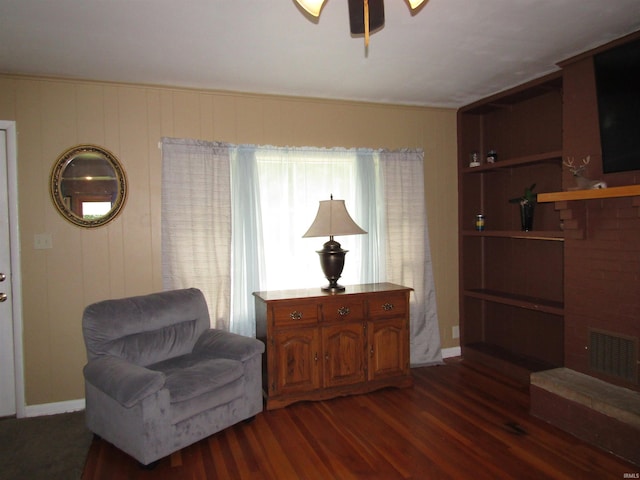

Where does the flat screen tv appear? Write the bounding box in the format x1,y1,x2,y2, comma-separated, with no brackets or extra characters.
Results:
594,36,640,174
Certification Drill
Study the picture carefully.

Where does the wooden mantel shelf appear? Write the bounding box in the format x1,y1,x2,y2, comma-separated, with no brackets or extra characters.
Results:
537,184,640,203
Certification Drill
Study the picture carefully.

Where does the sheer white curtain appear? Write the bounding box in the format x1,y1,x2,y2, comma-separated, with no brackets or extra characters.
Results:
356,149,387,284
161,138,232,330
380,149,442,366
162,140,442,365
229,146,265,336
251,146,372,292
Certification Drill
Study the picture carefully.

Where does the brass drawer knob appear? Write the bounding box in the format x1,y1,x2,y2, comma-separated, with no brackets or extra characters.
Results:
337,306,350,316
382,303,394,311
290,311,303,320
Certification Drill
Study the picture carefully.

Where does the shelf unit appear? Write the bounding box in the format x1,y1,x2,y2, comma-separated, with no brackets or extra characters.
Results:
458,72,565,383
537,184,640,202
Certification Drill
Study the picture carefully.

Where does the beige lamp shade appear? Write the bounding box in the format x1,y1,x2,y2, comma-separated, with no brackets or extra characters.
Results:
295,0,327,17
407,0,426,9
303,198,367,238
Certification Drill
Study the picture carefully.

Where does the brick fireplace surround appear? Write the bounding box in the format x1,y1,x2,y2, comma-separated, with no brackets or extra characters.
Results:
532,192,640,465
562,195,639,387
530,32,640,466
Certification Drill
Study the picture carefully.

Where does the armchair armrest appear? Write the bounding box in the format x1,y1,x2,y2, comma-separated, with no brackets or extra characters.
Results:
194,329,265,362
83,355,166,408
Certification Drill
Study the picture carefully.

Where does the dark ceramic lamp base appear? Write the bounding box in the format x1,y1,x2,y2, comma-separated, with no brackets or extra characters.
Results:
317,239,348,292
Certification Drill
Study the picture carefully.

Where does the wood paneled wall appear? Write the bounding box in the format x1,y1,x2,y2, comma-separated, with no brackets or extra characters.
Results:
0,75,458,406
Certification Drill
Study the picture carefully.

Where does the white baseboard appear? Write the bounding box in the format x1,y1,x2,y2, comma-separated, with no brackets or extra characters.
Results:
22,398,85,418
441,346,461,359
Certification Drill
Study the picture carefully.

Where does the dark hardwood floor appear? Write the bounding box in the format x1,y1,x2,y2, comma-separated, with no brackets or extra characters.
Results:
82,358,638,479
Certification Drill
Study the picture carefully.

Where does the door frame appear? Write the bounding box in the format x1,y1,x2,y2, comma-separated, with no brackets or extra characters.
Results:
0,120,25,418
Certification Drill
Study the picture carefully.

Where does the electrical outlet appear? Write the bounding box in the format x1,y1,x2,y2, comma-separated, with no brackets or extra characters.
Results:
452,325,460,339
34,233,53,250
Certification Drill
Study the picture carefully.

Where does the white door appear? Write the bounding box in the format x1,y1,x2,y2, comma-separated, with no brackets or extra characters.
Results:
0,122,18,417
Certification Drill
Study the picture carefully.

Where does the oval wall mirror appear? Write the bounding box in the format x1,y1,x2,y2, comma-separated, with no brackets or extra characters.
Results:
50,144,127,228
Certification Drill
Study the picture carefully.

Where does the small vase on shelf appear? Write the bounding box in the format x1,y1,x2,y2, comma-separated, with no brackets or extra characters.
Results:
520,202,534,231
509,183,537,232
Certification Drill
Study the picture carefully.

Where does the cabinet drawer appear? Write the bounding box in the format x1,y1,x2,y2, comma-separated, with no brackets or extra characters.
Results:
320,298,364,323
271,302,318,326
368,292,407,318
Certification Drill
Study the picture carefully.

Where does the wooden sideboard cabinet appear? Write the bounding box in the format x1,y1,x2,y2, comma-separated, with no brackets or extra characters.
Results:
254,282,413,410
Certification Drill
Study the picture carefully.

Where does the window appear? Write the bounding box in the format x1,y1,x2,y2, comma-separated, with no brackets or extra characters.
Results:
162,138,442,366
254,149,365,290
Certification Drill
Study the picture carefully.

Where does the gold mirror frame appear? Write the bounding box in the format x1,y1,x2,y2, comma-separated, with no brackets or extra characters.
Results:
50,144,127,228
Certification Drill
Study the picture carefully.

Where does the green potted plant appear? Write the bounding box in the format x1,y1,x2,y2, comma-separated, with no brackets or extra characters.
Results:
509,183,536,231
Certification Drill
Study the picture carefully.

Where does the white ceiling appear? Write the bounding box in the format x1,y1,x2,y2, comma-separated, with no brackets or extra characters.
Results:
1,0,639,108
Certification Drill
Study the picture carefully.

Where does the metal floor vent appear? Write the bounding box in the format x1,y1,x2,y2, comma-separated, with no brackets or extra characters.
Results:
589,329,638,384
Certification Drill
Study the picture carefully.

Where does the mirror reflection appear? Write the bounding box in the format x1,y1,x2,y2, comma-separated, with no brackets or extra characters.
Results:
50,145,127,228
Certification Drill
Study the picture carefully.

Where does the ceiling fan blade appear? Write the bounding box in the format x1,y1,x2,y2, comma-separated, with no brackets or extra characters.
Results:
348,0,384,35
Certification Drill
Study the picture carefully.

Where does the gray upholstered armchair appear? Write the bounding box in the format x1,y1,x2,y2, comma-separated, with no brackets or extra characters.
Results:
81,288,264,466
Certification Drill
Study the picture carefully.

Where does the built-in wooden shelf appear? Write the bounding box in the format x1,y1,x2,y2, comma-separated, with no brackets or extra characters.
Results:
458,73,564,384
538,184,640,203
463,343,559,384
462,230,564,241
462,150,563,173
463,289,564,316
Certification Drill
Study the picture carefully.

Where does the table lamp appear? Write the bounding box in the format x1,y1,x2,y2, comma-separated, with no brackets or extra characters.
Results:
303,195,367,292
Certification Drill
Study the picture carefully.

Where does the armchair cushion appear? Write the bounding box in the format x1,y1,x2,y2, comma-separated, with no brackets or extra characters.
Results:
83,355,166,408
150,356,243,404
193,329,265,362
83,288,210,366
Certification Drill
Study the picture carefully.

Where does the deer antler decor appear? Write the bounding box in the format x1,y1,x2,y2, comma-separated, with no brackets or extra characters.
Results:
563,156,607,190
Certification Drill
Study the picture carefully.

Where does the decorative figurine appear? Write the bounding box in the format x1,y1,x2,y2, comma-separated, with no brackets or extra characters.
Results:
563,156,607,190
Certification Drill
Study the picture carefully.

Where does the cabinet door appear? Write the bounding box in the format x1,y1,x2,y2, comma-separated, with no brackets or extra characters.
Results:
274,328,321,395
322,323,366,388
367,318,408,381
